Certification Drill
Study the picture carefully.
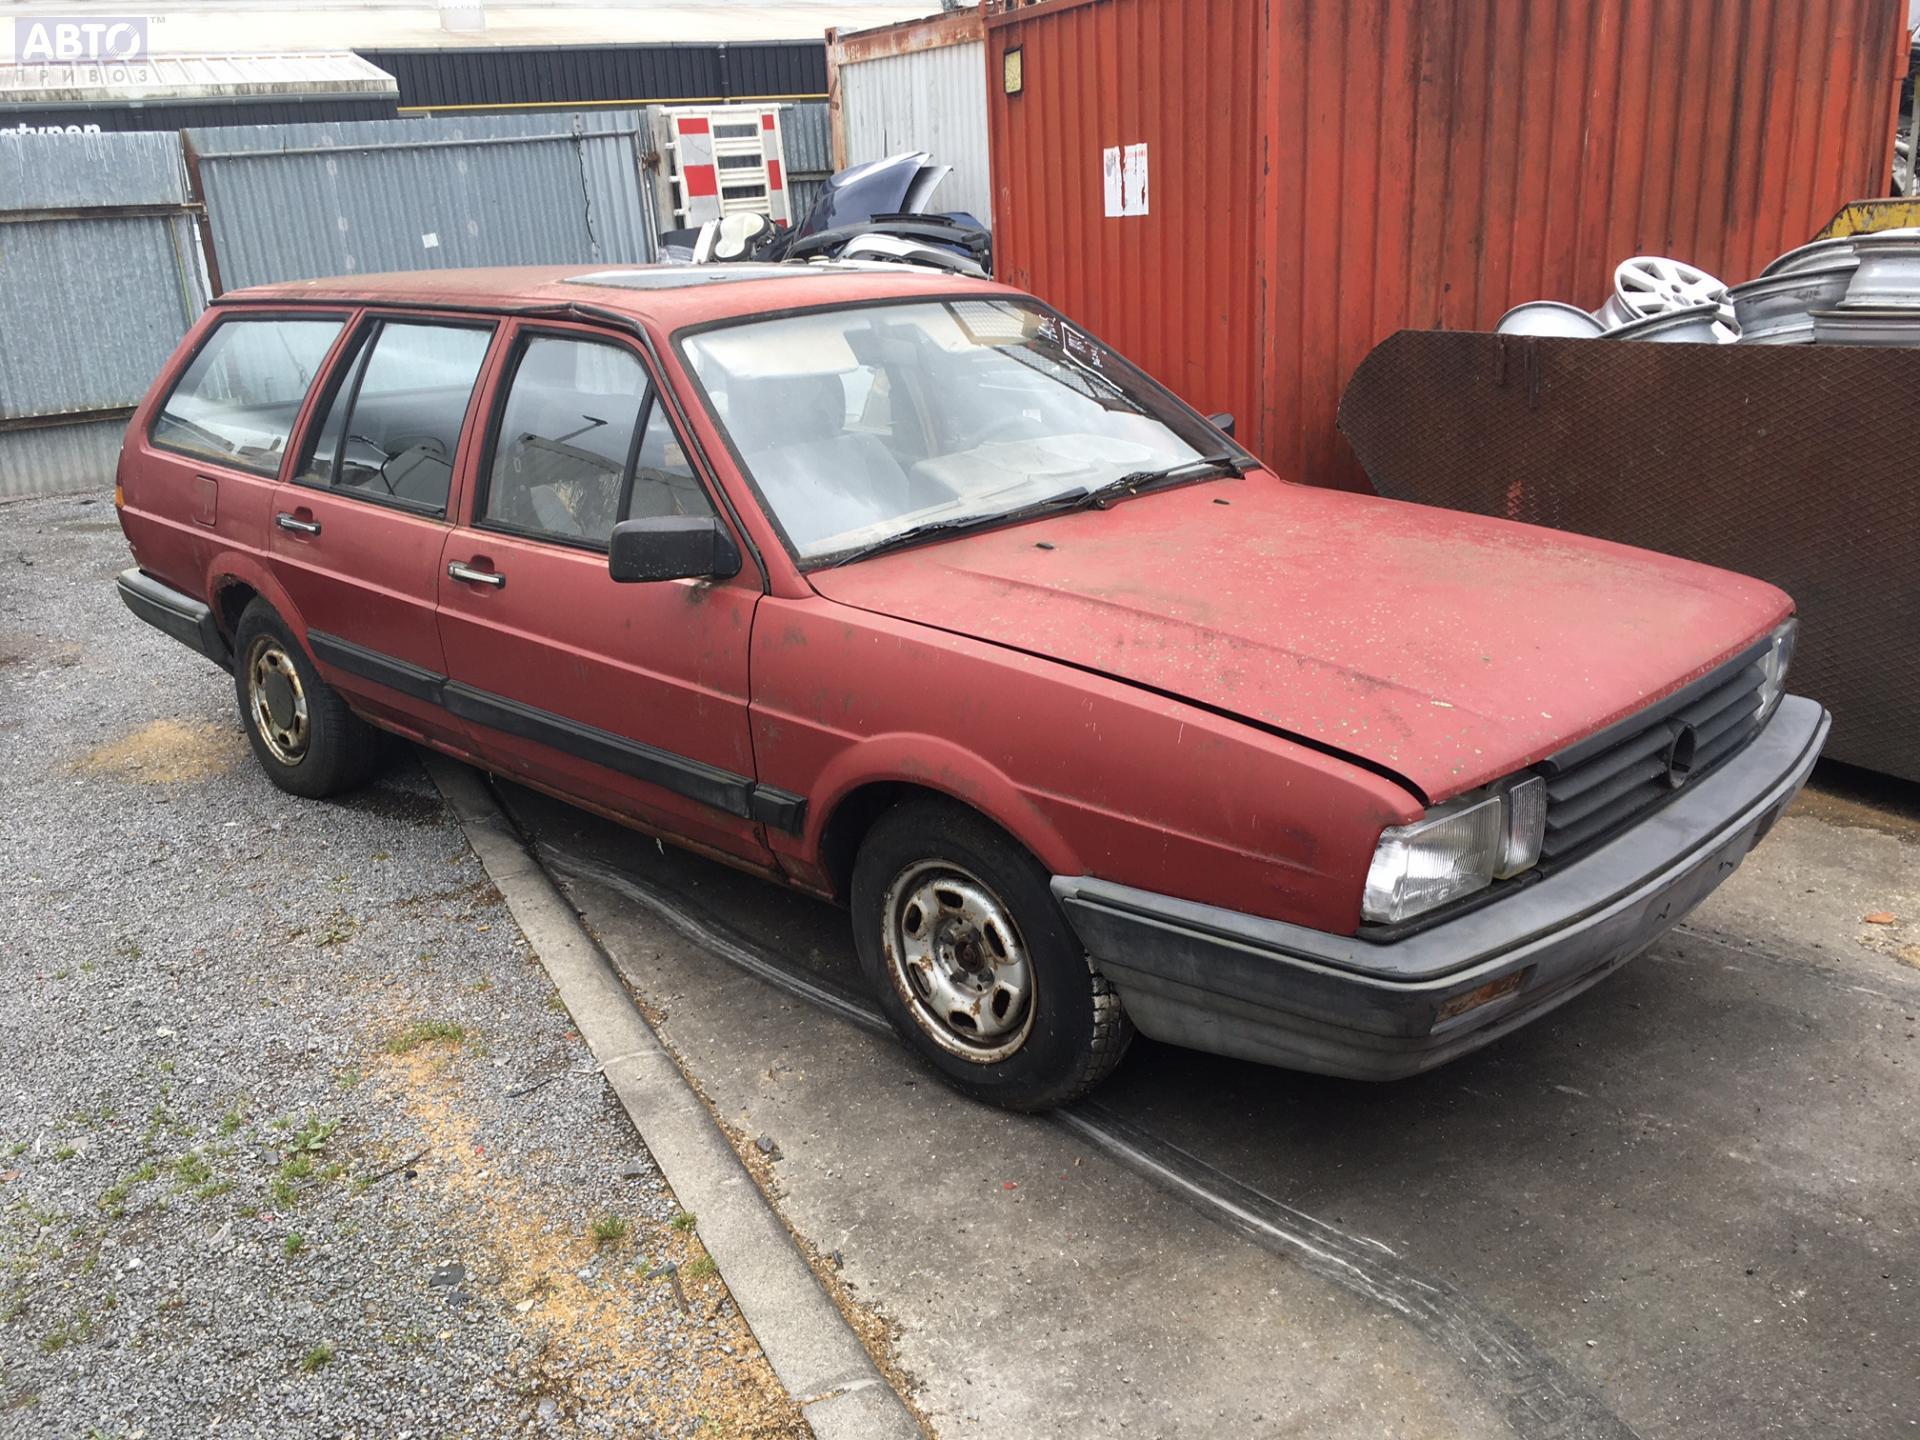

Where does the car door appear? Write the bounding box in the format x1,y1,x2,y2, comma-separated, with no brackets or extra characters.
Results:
434,319,772,868
135,308,351,607
269,311,498,750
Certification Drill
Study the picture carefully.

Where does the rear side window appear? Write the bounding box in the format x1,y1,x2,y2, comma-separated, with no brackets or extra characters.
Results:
482,335,711,547
298,319,493,516
151,317,343,476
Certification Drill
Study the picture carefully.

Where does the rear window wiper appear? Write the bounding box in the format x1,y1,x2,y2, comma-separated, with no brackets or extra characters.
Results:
1074,454,1245,512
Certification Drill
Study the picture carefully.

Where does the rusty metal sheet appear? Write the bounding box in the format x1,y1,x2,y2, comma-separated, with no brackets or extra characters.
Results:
1338,331,1920,782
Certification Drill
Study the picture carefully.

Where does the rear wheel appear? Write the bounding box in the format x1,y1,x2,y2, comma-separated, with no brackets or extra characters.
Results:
851,798,1132,1111
233,600,382,799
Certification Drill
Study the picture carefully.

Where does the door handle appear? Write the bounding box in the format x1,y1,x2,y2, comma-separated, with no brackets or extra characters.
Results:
275,512,321,536
448,561,506,589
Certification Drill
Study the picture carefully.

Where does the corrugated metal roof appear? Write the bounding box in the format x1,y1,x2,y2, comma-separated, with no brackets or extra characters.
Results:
0,52,397,107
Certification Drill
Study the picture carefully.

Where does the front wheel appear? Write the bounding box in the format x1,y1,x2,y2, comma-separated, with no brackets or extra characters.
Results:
851,799,1132,1111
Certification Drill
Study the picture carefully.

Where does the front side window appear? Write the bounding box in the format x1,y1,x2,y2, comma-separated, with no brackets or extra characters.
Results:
152,316,344,475
680,299,1238,563
298,319,492,515
483,334,711,546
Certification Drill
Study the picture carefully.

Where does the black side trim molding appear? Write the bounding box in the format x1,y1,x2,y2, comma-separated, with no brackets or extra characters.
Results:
308,629,442,703
442,681,756,818
748,786,808,833
116,568,233,672
301,629,803,835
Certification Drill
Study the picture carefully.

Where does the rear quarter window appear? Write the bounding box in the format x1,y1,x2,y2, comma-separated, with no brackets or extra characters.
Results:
150,317,344,477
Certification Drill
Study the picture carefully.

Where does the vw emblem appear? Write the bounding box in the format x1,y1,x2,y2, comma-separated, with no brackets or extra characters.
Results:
1662,721,1699,790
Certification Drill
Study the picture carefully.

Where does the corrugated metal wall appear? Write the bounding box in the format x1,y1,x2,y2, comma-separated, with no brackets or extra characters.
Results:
188,111,663,290
781,101,835,224
986,0,1262,419
839,41,993,222
986,0,1907,489
0,131,210,496
2,97,400,133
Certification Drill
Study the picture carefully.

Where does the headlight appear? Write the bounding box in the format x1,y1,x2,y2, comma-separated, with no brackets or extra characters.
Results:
1362,775,1548,926
1756,619,1796,722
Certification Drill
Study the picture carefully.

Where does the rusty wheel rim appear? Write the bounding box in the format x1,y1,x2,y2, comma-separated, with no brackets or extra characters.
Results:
882,860,1036,1064
246,636,309,766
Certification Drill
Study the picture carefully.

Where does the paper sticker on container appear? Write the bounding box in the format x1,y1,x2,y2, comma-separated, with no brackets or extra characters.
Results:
1102,143,1150,218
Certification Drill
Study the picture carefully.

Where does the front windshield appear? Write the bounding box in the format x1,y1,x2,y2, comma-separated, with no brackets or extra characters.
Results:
681,299,1236,563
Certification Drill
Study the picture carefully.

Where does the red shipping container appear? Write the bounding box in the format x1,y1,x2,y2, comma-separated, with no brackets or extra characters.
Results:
985,0,1908,489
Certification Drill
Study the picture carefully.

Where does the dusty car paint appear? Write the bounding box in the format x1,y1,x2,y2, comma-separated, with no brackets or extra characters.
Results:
115,262,1796,954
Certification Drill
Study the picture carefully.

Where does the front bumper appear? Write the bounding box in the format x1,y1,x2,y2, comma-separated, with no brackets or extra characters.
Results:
116,568,232,672
1053,693,1829,1080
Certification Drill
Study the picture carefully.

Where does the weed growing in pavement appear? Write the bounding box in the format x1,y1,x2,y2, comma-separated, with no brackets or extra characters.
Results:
283,1233,305,1257
589,1214,629,1247
683,1256,717,1280
669,1211,697,1232
50,1147,75,1163
216,1102,246,1137
1,1295,25,1323
385,1021,466,1054
314,913,358,948
99,1163,157,1218
288,1117,339,1156
542,992,568,1014
2,1142,24,1160
169,1153,211,1190
298,1342,334,1373
38,1311,91,1353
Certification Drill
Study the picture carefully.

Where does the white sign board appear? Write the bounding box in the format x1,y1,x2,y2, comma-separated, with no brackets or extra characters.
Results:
1102,142,1150,218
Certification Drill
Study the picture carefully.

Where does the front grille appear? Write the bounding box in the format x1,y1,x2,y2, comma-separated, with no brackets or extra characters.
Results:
1538,646,1770,864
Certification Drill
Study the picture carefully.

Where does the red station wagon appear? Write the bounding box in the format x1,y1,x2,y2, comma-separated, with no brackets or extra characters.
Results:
115,264,1827,1110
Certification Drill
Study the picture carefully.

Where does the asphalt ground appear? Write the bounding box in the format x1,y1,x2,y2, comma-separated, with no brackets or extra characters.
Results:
0,493,808,1439
494,744,1920,1438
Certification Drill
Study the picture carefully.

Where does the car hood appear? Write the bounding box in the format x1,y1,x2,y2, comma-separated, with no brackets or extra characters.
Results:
805,475,1791,801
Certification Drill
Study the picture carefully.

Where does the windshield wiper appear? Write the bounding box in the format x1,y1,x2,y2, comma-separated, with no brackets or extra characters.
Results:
1074,454,1244,511
822,515,1005,568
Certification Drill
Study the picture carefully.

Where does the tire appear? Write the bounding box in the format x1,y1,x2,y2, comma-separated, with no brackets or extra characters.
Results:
850,798,1133,1111
232,599,383,799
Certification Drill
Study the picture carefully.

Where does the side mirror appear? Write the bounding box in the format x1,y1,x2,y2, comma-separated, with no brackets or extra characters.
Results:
1206,411,1237,437
609,516,742,583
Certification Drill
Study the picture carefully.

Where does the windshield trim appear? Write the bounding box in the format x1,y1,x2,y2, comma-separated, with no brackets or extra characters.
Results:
669,293,1257,572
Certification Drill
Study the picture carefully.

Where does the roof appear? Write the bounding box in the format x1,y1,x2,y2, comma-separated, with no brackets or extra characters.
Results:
218,261,1011,329
0,52,397,108
0,4,935,55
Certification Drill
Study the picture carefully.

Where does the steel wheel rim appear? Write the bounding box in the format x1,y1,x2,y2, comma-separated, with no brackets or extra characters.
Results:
881,860,1037,1063
246,636,310,765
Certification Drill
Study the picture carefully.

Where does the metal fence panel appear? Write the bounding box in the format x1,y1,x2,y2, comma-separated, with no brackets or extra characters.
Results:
839,43,990,222
187,111,662,290
0,131,209,497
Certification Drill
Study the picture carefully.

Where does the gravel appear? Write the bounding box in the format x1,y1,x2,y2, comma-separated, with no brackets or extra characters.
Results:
0,493,807,1438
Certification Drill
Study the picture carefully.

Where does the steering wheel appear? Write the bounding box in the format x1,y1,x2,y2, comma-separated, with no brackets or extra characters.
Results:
969,409,1043,448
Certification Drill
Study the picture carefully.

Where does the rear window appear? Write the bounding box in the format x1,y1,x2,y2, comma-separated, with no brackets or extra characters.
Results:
151,317,344,476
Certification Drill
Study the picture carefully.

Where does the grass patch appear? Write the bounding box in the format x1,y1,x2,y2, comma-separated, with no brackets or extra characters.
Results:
283,1233,305,1258
3,1142,24,1160
298,1341,334,1373
683,1255,717,1281
669,1211,697,1232
51,1146,76,1163
99,1162,158,1218
217,1102,247,1138
170,1153,212,1189
384,1021,466,1054
38,1313,91,1354
588,1214,629,1248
